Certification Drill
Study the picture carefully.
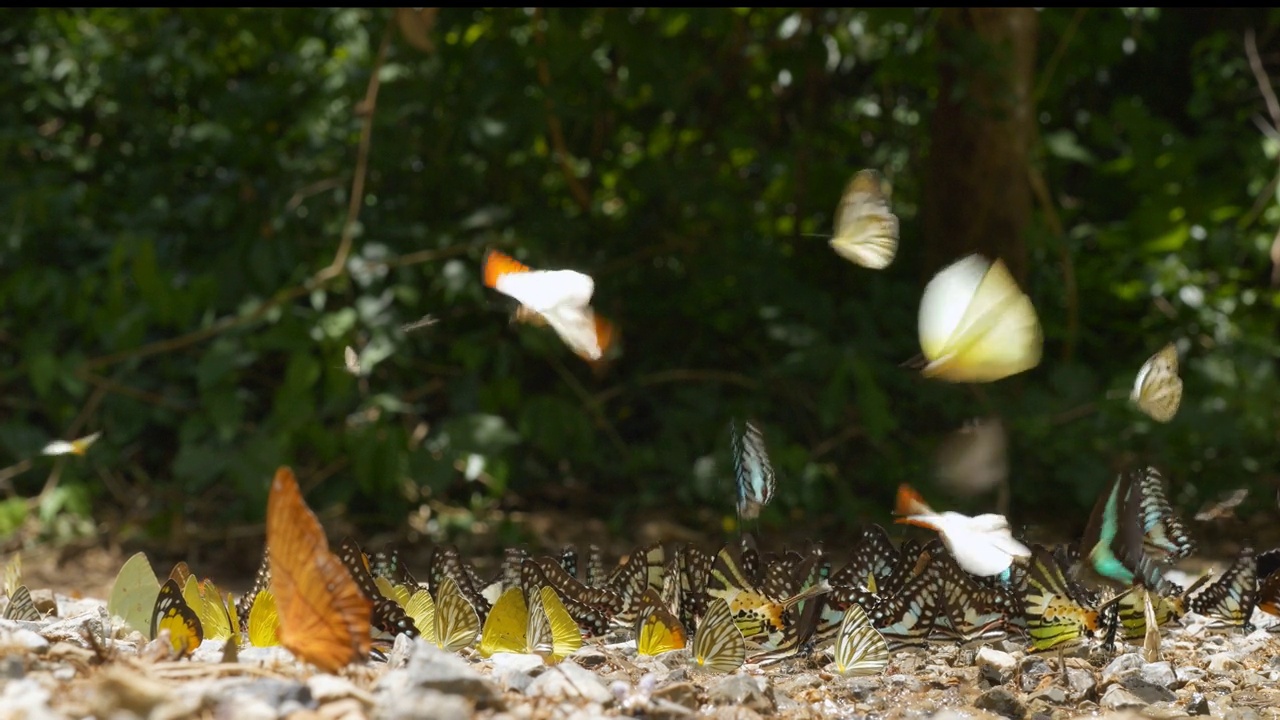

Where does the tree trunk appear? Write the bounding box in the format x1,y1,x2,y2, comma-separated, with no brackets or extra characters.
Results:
924,8,1039,283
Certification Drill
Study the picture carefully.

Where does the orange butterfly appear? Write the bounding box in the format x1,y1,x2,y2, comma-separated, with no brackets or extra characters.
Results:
267,466,372,673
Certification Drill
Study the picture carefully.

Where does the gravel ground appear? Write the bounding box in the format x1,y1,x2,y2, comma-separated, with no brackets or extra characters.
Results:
3,587,1280,720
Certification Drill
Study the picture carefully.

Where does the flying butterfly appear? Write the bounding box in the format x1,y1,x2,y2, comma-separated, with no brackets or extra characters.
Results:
41,431,101,457
1131,343,1182,423
917,254,1042,383
731,419,776,522
893,484,1029,577
107,551,161,639
527,585,583,664
634,588,688,657
3,585,40,622
832,603,889,676
689,598,746,674
267,467,372,673
151,579,203,659
829,169,899,270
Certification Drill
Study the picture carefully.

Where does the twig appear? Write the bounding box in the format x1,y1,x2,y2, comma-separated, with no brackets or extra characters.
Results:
546,353,629,458
1246,29,1280,130
532,8,593,212
1035,9,1087,101
1027,165,1078,362
283,177,344,214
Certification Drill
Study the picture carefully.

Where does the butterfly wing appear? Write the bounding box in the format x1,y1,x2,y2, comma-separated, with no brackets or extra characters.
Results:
247,590,281,647
536,586,583,663
830,170,899,270
1132,344,1182,423
181,576,233,642
732,420,776,521
918,255,1042,383
434,576,481,653
405,588,438,644
267,467,372,672
833,603,889,676
690,598,745,674
107,551,161,639
635,589,688,656
540,305,607,360
484,249,594,314
151,579,203,658
478,586,529,657
3,585,39,622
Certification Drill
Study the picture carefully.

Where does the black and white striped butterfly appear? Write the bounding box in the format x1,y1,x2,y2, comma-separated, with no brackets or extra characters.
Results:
832,603,889,676
1188,549,1258,632
3,585,40,622
689,597,746,674
731,419,776,521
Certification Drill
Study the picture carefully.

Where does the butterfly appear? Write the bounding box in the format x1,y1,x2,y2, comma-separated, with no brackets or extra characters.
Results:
4,553,22,598
527,585,583,664
934,417,1008,497
151,578,203,658
1194,489,1248,523
1022,545,1100,653
477,586,528,657
1187,549,1258,632
893,484,1029,577
917,254,1042,383
730,419,776,521
520,559,612,638
343,346,362,376
266,466,372,673
689,598,746,674
482,249,617,362
433,575,481,652
1132,467,1195,561
634,588,688,656
236,549,271,635
1131,343,1182,423
246,589,281,647
1076,469,1175,595
180,576,235,643
829,169,899,270
865,553,942,652
337,537,420,639
107,551,161,639
832,603,889,676
41,431,101,457
3,585,40,622
1142,589,1161,662
929,553,1011,647
168,562,193,589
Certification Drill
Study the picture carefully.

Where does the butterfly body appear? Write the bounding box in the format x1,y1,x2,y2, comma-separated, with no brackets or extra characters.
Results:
731,420,776,521
893,484,1029,577
1131,343,1182,423
829,169,899,270
482,249,615,362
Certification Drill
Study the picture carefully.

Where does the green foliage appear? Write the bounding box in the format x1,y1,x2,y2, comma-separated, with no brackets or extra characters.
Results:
1,8,1278,548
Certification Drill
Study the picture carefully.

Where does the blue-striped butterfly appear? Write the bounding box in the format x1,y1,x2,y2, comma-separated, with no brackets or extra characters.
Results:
731,419,775,521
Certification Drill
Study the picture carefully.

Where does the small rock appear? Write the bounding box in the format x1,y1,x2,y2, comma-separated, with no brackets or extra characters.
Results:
28,589,58,616
1207,653,1243,673
1184,692,1210,716
1100,685,1147,711
1101,653,1144,686
1222,709,1260,720
378,688,473,720
705,708,764,720
1064,668,1095,703
387,633,415,669
0,678,56,720
1120,673,1176,704
1018,657,1050,693
706,675,774,715
1142,701,1190,719
1,656,23,680
974,687,1026,720
1176,666,1206,686
395,641,498,706
1140,662,1178,689
0,626,49,652
574,645,608,669
307,675,372,705
526,662,613,704
1029,687,1066,705
652,681,698,710
977,648,1017,685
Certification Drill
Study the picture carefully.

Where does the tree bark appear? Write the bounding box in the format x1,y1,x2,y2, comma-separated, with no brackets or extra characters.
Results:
924,8,1039,283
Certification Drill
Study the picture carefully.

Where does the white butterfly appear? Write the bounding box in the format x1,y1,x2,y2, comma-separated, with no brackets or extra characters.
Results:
893,483,1030,577
343,346,362,376
918,254,1042,383
832,603,889,676
483,250,615,362
1131,343,1181,423
829,170,898,270
42,432,102,457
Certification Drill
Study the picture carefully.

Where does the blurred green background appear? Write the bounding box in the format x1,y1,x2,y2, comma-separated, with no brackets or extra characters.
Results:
2,8,1279,565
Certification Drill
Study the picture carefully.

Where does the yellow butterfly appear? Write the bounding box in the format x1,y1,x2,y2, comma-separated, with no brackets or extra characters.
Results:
527,586,582,664
4,553,21,597
181,576,234,642
1131,343,1181,422
374,576,438,644
829,169,899,270
689,598,745,674
107,551,161,639
3,585,40,622
433,576,480,653
478,586,528,657
151,579,203,658
247,589,281,647
635,589,688,656
832,604,888,676
918,254,1042,383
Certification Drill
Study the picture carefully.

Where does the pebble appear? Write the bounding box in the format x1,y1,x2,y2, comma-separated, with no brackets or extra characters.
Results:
525,662,613,704
974,687,1026,719
977,647,1017,684
1208,653,1244,673
705,675,774,714
1100,685,1148,711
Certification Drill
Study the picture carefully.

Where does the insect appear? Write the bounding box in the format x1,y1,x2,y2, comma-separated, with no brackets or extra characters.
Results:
107,551,161,639
893,484,1029,577
267,467,372,673
151,579,203,659
832,603,889,676
689,598,746,674
917,254,1042,383
1131,343,1182,422
634,588,688,656
731,419,776,522
829,169,899,270
42,431,102,457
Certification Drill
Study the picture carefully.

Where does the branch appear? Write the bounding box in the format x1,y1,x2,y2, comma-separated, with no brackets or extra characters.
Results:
1034,8,1087,102
1246,29,1280,131
532,8,593,212
1027,165,1078,362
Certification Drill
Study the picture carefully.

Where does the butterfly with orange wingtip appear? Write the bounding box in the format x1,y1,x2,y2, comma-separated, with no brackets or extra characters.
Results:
482,249,617,362
42,432,101,457
893,483,1029,577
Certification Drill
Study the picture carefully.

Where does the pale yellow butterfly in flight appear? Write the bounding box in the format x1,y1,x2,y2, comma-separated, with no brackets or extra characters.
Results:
1131,343,1181,423
829,169,899,270
917,254,1042,383
42,432,102,457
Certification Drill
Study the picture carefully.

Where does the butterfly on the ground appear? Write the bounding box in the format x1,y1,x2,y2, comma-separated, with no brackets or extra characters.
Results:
917,254,1042,383
832,603,889,676
482,249,617,362
730,419,776,522
246,589,281,647
4,554,22,597
337,537,420,639
477,586,528,657
1022,545,1099,654
1131,343,1182,423
433,575,481,652
828,169,899,270
689,598,746,674
107,551,161,639
527,585,583,664
3,585,40,622
1142,588,1161,662
374,576,437,645
41,431,102,457
635,588,688,656
151,578,203,659
266,466,372,673
180,576,235,643
893,484,1029,577
1187,549,1258,632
